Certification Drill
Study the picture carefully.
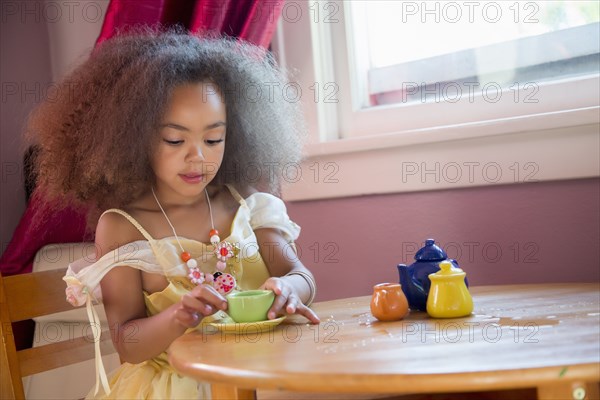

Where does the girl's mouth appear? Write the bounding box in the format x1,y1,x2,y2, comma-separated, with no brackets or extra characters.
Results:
180,174,204,184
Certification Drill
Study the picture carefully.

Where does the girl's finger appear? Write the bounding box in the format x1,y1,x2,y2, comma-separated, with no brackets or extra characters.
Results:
295,303,321,324
190,285,228,310
181,293,207,311
181,295,214,317
268,286,292,319
174,308,201,328
285,295,300,314
261,277,283,296
283,295,320,324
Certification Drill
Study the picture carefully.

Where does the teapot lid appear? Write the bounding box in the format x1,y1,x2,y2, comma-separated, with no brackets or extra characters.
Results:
429,260,465,279
415,239,447,261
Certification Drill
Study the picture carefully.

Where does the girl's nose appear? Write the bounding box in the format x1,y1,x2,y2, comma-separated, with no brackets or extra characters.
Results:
186,143,205,161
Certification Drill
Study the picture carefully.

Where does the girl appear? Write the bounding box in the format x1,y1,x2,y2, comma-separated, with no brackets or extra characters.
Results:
26,30,319,399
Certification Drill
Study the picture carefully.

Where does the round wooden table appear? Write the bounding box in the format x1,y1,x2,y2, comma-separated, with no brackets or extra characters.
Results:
169,284,600,399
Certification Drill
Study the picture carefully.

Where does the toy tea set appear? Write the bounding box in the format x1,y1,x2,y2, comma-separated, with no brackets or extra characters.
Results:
370,239,473,321
206,290,285,334
226,290,275,323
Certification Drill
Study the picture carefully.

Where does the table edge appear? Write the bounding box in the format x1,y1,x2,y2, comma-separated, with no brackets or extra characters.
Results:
168,352,600,394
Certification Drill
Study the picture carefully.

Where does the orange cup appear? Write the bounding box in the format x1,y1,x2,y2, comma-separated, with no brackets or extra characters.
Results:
370,283,409,322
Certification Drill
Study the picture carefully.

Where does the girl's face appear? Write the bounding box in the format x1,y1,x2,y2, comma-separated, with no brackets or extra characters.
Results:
152,82,226,202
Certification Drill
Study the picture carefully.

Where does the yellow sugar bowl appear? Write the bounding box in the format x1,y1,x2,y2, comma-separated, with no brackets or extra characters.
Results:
426,260,473,318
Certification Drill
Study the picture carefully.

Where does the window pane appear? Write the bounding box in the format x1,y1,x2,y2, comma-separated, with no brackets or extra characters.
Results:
349,1,600,107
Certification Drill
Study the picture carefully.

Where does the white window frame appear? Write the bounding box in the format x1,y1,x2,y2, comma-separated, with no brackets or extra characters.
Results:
272,1,600,201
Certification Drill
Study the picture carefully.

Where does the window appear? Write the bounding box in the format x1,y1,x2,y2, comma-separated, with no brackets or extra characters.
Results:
339,0,600,139
272,1,600,200
356,1,599,107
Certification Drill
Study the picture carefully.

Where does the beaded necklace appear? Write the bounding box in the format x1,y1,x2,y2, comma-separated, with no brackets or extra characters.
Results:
151,187,238,295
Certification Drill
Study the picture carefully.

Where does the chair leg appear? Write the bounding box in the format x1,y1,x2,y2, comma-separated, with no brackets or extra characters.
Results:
211,383,257,400
537,381,600,400
1,271,26,400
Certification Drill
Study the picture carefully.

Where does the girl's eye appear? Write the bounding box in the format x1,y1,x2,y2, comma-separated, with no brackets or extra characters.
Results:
206,139,224,145
163,139,183,145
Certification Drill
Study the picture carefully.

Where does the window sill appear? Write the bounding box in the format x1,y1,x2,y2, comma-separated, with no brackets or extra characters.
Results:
281,107,600,202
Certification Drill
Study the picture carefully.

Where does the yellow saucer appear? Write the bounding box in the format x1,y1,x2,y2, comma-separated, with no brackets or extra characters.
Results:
208,316,287,334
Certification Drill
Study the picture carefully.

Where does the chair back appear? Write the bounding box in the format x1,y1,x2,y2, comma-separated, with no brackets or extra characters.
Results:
0,270,114,399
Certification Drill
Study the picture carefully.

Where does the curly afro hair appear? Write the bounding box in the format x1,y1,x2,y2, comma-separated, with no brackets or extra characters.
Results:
26,28,307,227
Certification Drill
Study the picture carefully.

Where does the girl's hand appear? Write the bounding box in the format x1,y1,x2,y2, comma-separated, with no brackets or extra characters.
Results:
174,284,228,328
261,277,320,324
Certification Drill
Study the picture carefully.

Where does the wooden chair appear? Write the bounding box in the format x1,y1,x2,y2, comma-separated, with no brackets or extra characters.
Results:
0,269,115,399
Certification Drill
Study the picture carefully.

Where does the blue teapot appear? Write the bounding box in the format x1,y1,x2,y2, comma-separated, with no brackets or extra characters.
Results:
398,239,468,311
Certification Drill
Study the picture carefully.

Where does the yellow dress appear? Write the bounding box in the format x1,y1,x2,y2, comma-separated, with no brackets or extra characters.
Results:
63,185,301,399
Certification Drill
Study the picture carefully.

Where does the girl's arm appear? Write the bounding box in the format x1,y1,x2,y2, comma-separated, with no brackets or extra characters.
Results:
255,227,320,324
97,213,227,364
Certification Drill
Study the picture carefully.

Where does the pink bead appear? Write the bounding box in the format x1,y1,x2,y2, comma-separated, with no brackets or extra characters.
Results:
216,261,226,271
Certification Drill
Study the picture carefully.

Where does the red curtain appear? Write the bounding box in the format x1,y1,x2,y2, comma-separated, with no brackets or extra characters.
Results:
96,0,284,48
0,190,91,350
1,0,284,350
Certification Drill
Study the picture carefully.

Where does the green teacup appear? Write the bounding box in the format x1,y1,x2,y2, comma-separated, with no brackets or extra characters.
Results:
226,290,275,323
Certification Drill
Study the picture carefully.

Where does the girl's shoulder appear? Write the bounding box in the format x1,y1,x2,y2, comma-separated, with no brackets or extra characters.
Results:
230,185,258,200
95,210,146,258
95,194,157,257
218,184,258,208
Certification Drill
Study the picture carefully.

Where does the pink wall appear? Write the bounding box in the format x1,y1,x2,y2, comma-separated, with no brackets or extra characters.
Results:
0,1,52,255
0,1,104,257
287,178,600,301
